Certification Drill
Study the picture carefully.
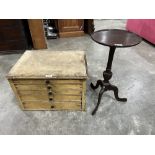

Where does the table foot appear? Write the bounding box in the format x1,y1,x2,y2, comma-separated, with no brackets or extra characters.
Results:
92,87,105,115
91,81,127,115
90,80,103,90
108,84,127,102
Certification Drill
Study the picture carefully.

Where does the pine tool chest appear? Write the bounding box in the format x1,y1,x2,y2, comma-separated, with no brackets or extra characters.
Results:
7,50,87,111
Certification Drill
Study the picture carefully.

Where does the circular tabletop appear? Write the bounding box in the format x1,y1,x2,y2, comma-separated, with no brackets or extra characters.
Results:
91,29,142,48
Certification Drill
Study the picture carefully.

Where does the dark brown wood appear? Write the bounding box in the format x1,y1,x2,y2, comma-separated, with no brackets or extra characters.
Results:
91,29,142,48
54,19,94,36
58,19,85,37
53,19,59,32
0,19,31,52
84,19,94,35
28,19,47,49
91,29,142,115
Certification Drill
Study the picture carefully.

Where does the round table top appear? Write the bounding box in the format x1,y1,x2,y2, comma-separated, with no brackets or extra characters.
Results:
91,29,142,48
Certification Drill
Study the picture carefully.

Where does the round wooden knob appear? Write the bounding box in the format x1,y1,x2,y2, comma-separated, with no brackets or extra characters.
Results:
49,98,53,101
48,92,52,95
45,80,50,84
47,86,51,89
51,105,55,109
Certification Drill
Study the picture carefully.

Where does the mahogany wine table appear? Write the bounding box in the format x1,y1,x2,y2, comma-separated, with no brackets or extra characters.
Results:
91,29,142,115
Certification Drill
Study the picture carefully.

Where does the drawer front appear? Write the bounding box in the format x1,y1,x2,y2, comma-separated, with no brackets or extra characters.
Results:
15,84,47,91
14,79,83,94
23,101,81,110
12,79,82,85
20,93,48,101
12,79,85,110
20,93,81,102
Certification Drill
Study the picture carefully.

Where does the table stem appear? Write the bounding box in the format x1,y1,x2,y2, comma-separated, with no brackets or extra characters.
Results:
106,46,116,72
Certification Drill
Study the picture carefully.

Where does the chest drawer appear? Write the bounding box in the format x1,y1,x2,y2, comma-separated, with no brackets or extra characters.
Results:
9,79,86,111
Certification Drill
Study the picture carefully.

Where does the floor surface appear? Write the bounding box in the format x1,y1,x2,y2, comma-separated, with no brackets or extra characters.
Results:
0,20,155,134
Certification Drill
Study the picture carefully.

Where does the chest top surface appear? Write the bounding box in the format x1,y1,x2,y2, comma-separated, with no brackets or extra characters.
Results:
7,50,87,79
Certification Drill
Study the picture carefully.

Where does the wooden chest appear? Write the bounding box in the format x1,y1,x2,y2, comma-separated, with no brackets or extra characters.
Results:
7,50,87,111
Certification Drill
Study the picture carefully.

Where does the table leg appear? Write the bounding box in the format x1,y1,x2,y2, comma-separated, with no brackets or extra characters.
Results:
90,80,103,90
91,46,127,115
92,87,105,115
108,84,127,102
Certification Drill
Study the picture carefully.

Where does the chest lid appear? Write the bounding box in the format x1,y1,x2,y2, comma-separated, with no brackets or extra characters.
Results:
7,50,87,79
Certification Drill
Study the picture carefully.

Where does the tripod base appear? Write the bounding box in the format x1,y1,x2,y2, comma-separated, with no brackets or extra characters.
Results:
91,80,127,115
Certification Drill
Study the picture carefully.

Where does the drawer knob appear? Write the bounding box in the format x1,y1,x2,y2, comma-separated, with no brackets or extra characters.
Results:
49,98,53,101
51,105,55,109
48,92,52,95
45,80,50,84
47,86,51,89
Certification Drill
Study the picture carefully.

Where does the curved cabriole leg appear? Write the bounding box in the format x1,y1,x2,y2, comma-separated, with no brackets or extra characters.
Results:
109,84,127,102
92,87,105,115
90,80,103,90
